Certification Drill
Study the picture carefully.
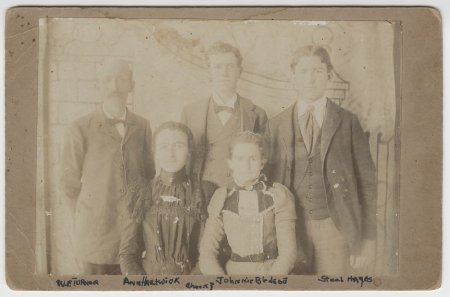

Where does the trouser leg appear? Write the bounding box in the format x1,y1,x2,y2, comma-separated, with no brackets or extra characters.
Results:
306,217,350,275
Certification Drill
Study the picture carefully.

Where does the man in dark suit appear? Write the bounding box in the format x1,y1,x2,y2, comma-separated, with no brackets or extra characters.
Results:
60,58,155,275
181,41,268,188
266,46,377,275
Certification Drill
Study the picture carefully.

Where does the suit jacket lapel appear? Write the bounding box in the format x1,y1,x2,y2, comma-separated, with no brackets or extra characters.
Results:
280,103,296,155
292,104,310,189
276,104,296,188
239,95,256,132
191,98,210,145
122,111,139,145
190,98,210,179
321,100,342,161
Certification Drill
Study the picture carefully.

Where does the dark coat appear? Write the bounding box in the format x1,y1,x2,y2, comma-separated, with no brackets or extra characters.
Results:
60,108,155,264
180,95,268,182
266,100,377,254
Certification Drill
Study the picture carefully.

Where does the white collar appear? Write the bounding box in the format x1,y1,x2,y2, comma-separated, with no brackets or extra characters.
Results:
297,96,328,127
103,104,127,121
212,92,238,108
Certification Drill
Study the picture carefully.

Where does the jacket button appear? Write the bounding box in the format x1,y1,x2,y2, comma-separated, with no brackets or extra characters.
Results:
309,210,313,214
119,189,125,194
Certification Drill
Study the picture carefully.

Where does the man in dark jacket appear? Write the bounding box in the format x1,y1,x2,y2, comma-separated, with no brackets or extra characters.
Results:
266,46,377,275
181,41,268,270
181,41,268,188
60,58,155,275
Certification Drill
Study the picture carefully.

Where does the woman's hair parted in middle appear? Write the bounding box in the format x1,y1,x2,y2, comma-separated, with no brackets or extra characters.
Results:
152,121,194,153
152,121,196,175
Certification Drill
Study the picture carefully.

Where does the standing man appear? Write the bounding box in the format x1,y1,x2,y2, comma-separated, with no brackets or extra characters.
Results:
181,41,268,188
266,46,377,275
60,58,155,275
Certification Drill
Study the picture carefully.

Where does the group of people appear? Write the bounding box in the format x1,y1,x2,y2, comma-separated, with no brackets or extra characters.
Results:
60,41,377,276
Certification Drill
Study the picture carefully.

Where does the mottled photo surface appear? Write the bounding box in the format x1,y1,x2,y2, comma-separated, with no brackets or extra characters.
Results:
37,18,399,278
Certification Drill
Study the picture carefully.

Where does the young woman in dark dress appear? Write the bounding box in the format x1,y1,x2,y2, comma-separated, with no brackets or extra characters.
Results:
119,121,215,275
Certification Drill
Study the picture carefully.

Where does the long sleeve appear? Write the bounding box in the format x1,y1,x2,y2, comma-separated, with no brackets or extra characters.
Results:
351,115,377,240
60,123,85,200
268,183,297,275
188,180,218,270
198,187,227,275
119,211,146,275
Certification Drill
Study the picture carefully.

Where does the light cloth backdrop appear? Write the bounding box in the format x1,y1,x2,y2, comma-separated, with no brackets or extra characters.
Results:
41,18,398,275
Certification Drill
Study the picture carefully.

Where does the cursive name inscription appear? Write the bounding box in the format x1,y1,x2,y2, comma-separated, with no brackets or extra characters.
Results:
55,278,99,287
318,275,373,287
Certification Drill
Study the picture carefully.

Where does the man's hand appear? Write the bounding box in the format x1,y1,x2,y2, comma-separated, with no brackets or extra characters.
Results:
350,239,376,270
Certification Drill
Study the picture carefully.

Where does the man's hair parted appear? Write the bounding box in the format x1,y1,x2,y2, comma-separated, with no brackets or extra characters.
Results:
290,45,334,73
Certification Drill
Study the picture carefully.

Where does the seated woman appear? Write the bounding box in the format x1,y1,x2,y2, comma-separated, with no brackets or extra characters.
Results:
119,121,215,275
199,131,298,275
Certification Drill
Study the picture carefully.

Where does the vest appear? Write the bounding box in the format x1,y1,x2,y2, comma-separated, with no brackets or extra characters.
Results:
292,110,330,220
202,100,242,186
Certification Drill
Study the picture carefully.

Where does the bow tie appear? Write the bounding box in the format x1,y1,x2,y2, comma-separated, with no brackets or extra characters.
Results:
107,118,126,126
214,105,235,114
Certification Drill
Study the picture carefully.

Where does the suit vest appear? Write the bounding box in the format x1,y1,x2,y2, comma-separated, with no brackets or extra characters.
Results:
292,110,330,220
202,100,242,186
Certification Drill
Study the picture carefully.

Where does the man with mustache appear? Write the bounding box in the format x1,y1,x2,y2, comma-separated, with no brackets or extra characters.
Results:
60,58,155,275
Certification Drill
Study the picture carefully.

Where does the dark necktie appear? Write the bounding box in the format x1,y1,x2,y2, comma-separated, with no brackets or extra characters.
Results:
300,106,316,154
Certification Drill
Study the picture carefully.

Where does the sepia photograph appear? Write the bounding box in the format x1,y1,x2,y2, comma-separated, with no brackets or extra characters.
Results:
4,6,442,291
39,17,399,277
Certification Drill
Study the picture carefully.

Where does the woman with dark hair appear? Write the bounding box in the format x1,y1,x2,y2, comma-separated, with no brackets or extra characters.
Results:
119,121,216,275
